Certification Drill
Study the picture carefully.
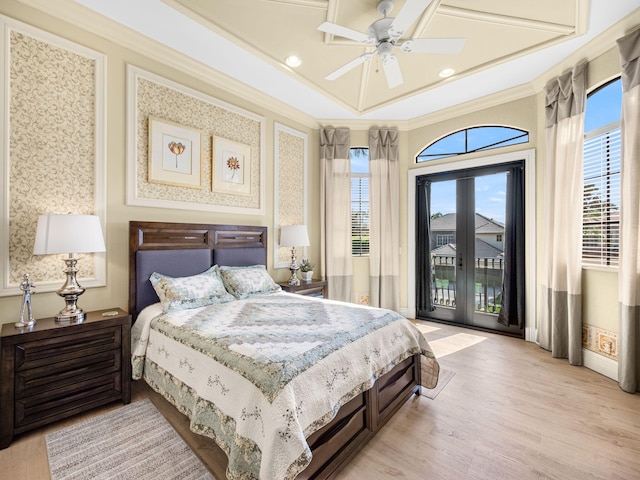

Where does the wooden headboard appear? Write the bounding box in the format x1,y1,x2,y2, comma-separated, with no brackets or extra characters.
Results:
129,221,268,319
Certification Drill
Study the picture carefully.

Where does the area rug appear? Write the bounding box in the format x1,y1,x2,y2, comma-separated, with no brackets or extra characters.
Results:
422,368,455,399
45,399,215,480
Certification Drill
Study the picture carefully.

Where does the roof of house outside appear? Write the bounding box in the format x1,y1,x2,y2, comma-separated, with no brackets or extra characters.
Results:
432,238,503,259
431,213,504,234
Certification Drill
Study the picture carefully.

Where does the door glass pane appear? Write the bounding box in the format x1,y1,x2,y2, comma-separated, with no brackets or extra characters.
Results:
474,173,506,314
430,180,457,310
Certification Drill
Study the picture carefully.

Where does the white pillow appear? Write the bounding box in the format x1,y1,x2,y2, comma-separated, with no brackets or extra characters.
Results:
219,265,281,299
150,265,235,313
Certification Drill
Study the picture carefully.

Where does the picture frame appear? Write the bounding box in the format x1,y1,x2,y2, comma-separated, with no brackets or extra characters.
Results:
213,136,251,196
148,116,203,189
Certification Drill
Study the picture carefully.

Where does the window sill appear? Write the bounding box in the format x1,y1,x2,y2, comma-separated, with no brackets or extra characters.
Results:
582,264,618,273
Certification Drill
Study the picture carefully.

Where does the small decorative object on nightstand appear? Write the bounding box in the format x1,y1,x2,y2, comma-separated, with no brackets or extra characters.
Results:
280,225,310,286
299,259,315,282
15,273,36,328
0,308,131,449
280,279,327,298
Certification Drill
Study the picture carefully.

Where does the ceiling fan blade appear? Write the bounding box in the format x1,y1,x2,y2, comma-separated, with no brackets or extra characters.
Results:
389,0,434,39
382,54,403,88
318,21,372,43
325,52,374,80
400,38,465,55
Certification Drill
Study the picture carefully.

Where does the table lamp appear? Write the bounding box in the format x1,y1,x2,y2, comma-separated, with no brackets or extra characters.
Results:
33,213,106,322
280,225,309,286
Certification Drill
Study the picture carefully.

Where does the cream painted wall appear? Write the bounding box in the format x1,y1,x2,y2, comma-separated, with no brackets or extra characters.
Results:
0,1,318,325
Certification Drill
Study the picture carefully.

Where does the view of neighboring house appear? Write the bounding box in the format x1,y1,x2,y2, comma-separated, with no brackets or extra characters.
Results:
430,213,505,254
430,213,505,312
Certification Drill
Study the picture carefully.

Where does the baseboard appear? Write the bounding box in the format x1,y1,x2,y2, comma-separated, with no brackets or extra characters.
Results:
583,348,618,381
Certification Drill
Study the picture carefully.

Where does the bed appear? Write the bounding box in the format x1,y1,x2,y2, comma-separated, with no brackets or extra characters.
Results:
129,221,440,480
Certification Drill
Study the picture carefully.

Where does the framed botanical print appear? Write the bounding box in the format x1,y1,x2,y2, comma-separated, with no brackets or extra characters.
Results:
148,116,202,188
212,136,251,196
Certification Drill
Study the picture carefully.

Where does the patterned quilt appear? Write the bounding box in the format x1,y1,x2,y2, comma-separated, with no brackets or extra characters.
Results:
131,291,439,480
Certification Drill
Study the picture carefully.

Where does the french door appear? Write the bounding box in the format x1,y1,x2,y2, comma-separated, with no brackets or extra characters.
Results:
416,162,524,337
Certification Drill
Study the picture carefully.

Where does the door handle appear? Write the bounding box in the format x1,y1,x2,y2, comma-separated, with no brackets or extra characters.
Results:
457,255,463,268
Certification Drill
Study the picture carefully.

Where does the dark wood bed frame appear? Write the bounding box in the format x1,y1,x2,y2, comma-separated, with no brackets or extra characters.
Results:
129,221,421,480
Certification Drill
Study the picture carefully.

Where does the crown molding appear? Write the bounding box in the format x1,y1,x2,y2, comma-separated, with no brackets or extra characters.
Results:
530,7,640,93
318,82,536,132
16,0,640,133
18,0,321,129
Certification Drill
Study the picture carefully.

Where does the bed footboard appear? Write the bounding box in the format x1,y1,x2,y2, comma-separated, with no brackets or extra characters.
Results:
298,353,421,480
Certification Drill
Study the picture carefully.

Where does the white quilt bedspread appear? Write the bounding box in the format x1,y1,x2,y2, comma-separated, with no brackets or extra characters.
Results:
131,292,439,480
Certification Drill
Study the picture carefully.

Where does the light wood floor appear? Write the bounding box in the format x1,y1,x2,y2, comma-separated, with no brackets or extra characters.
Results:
2,321,639,479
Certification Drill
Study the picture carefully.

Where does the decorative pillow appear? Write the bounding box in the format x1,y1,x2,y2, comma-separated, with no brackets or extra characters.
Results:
150,265,235,313
219,265,281,299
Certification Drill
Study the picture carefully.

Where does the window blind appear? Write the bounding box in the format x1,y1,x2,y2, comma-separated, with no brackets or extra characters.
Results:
582,123,621,266
351,173,369,256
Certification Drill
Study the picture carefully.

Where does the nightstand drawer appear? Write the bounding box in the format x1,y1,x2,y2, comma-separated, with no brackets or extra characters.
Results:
1,309,132,449
15,371,123,429
14,326,121,371
15,348,121,398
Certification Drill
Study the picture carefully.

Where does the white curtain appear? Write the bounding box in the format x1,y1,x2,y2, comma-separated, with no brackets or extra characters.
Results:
368,129,400,311
320,128,352,302
538,63,587,365
617,29,640,393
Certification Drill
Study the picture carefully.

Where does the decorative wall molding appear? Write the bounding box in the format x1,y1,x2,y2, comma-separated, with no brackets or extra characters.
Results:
273,122,308,269
0,14,106,297
126,65,266,215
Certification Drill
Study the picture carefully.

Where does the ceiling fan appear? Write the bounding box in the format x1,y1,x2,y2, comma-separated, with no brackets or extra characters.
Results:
318,0,464,88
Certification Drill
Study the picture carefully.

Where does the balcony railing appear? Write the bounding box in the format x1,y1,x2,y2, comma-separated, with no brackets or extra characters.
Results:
432,255,504,314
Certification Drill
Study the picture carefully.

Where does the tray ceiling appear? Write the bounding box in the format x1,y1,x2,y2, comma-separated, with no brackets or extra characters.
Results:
171,0,583,115
46,0,640,121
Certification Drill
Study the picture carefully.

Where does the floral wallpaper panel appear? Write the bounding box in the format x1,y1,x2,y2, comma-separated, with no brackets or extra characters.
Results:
8,29,99,288
276,125,307,266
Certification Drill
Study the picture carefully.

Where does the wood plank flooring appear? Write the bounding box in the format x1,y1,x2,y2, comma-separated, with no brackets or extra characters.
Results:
1,320,639,479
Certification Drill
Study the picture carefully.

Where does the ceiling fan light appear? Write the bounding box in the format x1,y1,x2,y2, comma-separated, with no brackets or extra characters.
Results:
439,68,455,78
285,55,302,67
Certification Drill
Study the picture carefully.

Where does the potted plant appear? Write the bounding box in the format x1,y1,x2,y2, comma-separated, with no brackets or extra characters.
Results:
299,259,315,282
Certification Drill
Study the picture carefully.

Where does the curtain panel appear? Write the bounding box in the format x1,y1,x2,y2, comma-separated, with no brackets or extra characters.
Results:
368,129,400,311
538,63,587,365
320,128,352,302
416,178,434,317
498,165,525,328
617,29,640,393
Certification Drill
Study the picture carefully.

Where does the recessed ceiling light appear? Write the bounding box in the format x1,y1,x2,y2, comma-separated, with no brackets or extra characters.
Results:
285,55,301,67
439,68,455,78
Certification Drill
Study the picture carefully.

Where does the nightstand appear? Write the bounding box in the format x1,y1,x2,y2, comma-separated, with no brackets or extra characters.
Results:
0,308,131,449
279,279,327,298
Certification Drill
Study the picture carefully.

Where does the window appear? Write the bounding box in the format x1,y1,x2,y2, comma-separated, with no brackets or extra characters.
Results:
436,234,454,246
496,234,502,242
416,126,528,162
351,148,369,256
583,78,621,267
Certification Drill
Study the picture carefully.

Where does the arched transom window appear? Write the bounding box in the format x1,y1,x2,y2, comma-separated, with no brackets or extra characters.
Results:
416,126,529,162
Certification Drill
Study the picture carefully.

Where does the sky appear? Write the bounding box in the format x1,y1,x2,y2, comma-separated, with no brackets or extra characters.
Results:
430,174,507,224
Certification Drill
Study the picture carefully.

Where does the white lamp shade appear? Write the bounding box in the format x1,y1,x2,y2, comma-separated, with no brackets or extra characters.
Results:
280,225,310,248
33,214,106,255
